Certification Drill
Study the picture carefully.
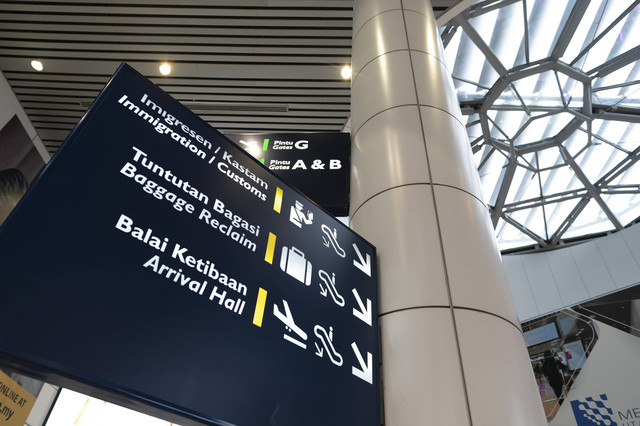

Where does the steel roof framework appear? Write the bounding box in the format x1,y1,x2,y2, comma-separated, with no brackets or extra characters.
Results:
442,0,640,252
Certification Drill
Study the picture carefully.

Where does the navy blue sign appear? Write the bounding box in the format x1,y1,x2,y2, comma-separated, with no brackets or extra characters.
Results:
225,133,350,216
0,64,378,426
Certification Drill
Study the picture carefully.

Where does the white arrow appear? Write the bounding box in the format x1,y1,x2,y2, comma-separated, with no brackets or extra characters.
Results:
352,243,371,277
319,283,328,297
352,288,372,326
351,342,373,385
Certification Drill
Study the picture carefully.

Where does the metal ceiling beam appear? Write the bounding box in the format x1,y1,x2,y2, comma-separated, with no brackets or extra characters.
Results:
479,111,493,146
454,14,508,76
515,155,537,172
601,185,640,195
469,104,567,112
522,0,530,63
467,0,520,18
536,153,549,239
491,157,518,227
550,0,590,60
478,146,496,171
582,128,632,154
598,111,640,124
553,60,591,84
514,138,559,155
440,24,458,49
593,79,640,92
511,169,536,210
449,0,640,251
508,83,531,115
452,76,492,90
479,59,591,116
550,197,591,244
501,214,548,246
597,144,640,187
486,115,511,140
514,117,584,155
503,188,589,213
570,0,640,67
507,121,530,149
553,117,586,144
470,135,484,154
486,139,511,152
591,45,640,78
559,145,623,230
583,76,592,116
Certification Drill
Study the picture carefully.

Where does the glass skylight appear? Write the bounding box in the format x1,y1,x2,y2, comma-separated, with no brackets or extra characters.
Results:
442,0,640,252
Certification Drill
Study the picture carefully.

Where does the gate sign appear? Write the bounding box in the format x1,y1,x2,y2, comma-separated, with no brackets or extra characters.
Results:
224,132,350,217
0,64,379,426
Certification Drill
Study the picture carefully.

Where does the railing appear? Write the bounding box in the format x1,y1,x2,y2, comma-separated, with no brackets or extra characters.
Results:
524,309,598,421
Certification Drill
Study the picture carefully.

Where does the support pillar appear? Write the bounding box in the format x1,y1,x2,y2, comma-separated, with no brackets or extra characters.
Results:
349,1,547,424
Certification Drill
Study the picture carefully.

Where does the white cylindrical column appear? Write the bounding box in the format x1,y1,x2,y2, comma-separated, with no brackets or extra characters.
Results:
349,1,547,425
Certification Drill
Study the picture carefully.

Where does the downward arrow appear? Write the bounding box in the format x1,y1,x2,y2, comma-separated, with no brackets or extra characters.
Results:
351,342,373,385
352,243,371,277
319,283,328,297
352,288,372,326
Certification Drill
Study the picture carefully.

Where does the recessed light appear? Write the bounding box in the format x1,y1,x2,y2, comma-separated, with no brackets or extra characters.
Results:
341,65,352,80
159,63,171,76
31,60,44,71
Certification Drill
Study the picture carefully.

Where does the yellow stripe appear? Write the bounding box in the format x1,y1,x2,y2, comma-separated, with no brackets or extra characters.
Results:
252,288,268,327
265,232,276,264
273,187,283,213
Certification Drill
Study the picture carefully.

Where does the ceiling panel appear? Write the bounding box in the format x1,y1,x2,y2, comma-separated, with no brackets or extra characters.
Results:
0,0,377,153
1,0,463,150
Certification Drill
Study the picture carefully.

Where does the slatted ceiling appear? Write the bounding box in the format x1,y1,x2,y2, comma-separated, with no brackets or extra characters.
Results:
0,51,350,65
4,74,352,90
1,15,352,29
0,3,354,16
4,49,352,63
0,23,353,38
2,40,353,55
0,0,461,156
0,33,352,47
0,40,351,61
2,72,108,84
12,89,350,103
0,58,347,80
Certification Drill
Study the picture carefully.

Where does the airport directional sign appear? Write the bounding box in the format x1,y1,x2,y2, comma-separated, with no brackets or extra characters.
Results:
0,64,379,426
225,132,350,216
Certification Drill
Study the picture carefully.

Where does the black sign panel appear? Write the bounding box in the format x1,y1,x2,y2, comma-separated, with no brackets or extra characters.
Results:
225,133,350,216
0,64,378,426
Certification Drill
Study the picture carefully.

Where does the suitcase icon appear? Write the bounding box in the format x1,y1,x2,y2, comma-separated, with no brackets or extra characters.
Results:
280,246,313,286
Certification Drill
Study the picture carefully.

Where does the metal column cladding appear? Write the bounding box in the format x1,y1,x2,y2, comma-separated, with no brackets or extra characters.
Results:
0,63,379,426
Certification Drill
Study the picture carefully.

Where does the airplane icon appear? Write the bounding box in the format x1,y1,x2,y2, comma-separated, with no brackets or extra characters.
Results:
273,299,308,349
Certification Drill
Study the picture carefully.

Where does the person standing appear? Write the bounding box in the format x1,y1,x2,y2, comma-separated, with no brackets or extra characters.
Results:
542,350,565,403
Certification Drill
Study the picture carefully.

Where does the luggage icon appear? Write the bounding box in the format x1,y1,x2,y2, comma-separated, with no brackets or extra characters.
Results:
280,246,313,286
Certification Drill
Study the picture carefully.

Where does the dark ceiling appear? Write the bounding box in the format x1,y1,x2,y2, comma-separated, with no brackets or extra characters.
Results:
0,0,463,157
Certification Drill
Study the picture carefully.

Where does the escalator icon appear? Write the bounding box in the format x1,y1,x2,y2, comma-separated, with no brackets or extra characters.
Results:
314,325,343,366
